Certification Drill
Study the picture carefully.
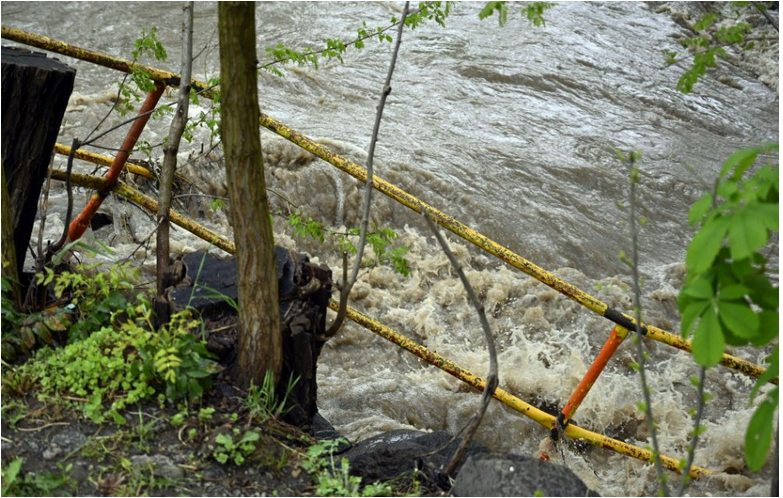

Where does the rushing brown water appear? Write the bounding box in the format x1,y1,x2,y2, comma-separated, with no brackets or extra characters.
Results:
2,2,778,495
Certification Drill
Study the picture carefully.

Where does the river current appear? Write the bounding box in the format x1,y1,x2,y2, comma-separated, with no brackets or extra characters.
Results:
1,2,779,496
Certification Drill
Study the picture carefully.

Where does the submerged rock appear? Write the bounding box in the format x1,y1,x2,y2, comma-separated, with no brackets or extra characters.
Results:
451,454,600,497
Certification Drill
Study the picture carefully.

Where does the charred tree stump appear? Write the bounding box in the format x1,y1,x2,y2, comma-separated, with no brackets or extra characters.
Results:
168,248,333,431
1,47,75,276
276,247,333,429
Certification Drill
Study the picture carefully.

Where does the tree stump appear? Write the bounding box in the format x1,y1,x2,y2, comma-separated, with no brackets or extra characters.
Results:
1,47,75,276
168,248,333,431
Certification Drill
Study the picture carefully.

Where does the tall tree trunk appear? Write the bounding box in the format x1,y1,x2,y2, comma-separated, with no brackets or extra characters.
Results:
218,1,282,388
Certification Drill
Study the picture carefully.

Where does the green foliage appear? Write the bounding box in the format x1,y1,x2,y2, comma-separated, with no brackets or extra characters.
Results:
479,1,509,26
282,211,411,277
679,144,778,471
262,2,452,76
244,371,298,425
210,429,260,466
301,439,394,497
479,1,553,27
136,310,222,403
286,210,326,244
1,458,75,497
671,5,759,93
10,261,219,423
114,27,168,116
520,2,554,27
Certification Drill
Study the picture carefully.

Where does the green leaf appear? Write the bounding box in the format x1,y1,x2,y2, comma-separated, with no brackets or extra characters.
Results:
751,311,779,347
728,207,768,261
691,306,724,367
718,284,749,301
718,300,758,339
719,147,759,180
681,301,709,339
681,276,714,302
744,388,778,471
747,202,778,232
688,194,713,225
686,216,730,274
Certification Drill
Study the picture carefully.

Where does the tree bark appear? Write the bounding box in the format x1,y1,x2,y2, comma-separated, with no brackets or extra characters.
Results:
1,47,75,276
218,1,282,388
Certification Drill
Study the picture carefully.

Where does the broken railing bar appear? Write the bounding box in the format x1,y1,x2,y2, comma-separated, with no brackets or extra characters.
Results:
12,25,774,384
0,26,216,99
67,83,166,243
329,299,710,479
49,170,235,254
53,143,155,180
556,325,630,437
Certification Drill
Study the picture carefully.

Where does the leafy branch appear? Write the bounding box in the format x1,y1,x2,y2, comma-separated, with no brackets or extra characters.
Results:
260,2,451,76
479,1,554,27
678,143,779,472
326,2,411,337
617,149,669,496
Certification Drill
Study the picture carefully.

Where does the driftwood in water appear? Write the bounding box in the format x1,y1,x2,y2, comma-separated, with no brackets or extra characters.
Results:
169,247,332,430
1,47,75,275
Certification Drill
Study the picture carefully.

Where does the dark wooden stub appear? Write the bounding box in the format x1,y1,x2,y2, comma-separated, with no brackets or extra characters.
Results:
1,46,75,275
168,248,333,431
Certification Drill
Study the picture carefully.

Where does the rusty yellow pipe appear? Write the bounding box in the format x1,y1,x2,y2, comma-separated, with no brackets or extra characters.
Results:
0,26,216,99
53,143,155,180
49,170,235,254
53,143,195,186
329,299,710,479
12,25,773,384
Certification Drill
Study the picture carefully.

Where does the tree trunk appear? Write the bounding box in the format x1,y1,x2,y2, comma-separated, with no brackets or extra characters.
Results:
218,2,282,388
1,47,75,276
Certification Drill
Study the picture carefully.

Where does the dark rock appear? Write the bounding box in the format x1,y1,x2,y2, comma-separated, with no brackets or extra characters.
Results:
451,454,600,497
312,413,351,453
342,429,487,482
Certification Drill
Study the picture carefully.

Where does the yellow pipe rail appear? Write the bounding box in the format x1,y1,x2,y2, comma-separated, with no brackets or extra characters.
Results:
47,167,711,478
329,300,710,480
1,26,216,99
7,23,770,384
48,169,235,254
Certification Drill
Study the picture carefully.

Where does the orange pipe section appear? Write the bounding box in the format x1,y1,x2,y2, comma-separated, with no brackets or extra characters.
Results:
67,82,165,242
559,325,629,428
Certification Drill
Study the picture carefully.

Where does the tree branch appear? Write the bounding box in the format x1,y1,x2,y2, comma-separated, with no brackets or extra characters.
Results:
753,2,779,32
626,152,669,496
678,365,707,496
422,210,498,478
326,2,410,337
156,1,194,300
